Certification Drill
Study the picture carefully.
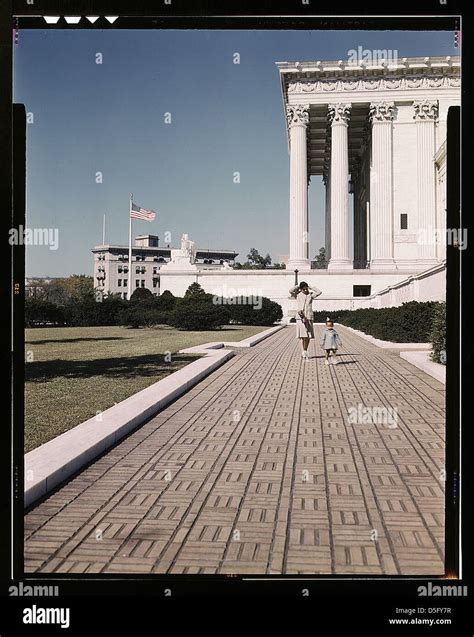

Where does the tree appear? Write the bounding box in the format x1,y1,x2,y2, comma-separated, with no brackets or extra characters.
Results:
25,298,65,327
155,290,177,311
224,297,283,325
65,274,94,299
43,275,94,304
185,282,206,296
42,280,69,305
168,295,230,331
247,248,272,269
313,247,328,269
118,306,169,329
235,248,273,270
130,287,153,303
99,294,127,325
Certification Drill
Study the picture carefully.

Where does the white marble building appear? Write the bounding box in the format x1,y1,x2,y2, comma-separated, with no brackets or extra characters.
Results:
92,234,238,299
278,56,460,274
97,56,461,315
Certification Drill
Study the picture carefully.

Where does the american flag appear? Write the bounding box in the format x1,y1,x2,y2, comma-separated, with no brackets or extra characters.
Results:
130,202,156,221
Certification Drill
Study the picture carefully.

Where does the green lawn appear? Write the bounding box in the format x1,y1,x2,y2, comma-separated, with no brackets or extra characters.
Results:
25,324,266,452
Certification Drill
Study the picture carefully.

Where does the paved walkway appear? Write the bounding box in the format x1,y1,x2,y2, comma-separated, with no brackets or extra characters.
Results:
24,326,445,575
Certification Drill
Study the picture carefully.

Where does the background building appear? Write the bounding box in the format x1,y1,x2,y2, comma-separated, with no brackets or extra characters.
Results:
92,234,238,298
25,277,56,298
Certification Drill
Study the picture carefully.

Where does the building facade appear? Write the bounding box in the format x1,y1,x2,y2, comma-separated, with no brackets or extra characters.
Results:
277,55,460,272
92,56,460,316
92,235,238,299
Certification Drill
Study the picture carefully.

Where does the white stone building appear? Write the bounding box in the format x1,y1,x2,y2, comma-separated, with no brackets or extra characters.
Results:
92,235,238,299
96,56,461,316
278,55,459,274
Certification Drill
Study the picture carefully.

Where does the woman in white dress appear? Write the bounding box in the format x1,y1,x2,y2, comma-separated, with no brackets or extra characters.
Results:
289,281,322,359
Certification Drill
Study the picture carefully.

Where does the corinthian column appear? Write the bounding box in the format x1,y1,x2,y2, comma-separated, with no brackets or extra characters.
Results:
323,166,331,263
369,101,395,270
414,100,439,263
327,103,352,270
287,104,310,269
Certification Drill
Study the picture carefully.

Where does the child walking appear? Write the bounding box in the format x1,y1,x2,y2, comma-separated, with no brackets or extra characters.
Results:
320,319,342,365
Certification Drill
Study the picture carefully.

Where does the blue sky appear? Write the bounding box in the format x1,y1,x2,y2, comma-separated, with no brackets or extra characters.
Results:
13,28,457,277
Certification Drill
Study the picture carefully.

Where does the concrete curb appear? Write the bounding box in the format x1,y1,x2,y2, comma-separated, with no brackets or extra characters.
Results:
24,325,285,508
337,324,432,350
400,350,446,385
222,324,285,348
178,324,285,353
24,346,232,508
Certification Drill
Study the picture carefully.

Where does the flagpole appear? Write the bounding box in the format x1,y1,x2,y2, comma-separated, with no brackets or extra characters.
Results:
102,214,106,245
128,193,133,300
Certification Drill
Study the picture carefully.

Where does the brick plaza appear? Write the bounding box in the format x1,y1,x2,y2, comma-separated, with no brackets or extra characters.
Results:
24,326,445,575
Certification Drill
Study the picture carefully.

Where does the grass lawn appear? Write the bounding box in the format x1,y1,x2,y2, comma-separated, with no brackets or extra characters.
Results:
25,324,267,452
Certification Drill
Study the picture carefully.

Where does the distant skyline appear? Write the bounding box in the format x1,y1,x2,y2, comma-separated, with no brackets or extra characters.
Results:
13,28,458,277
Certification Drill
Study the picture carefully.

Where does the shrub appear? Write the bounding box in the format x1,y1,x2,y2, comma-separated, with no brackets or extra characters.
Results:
117,306,170,328
429,301,446,364
220,299,256,325
313,302,441,343
25,298,65,327
185,282,206,296
259,298,283,325
63,294,126,327
97,294,127,325
168,296,230,330
130,287,153,303
154,290,177,311
63,297,103,327
217,296,283,326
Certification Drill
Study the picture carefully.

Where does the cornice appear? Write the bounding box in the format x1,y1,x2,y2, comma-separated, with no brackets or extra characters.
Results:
288,75,460,95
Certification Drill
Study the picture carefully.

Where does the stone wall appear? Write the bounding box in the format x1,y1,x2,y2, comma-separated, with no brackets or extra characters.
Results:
158,263,446,316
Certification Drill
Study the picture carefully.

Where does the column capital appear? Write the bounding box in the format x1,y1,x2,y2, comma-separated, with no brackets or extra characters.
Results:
369,101,395,123
328,103,351,125
286,104,310,127
413,99,438,121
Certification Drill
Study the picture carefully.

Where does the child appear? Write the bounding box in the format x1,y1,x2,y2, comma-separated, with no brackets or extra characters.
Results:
320,318,342,365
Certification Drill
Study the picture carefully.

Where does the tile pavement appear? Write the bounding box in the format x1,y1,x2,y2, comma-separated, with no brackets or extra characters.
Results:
24,325,446,575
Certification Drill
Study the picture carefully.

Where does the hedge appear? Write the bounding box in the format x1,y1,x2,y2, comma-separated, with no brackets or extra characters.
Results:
117,294,282,330
63,295,127,327
25,298,66,327
117,307,170,329
313,301,443,343
219,297,283,326
167,296,231,331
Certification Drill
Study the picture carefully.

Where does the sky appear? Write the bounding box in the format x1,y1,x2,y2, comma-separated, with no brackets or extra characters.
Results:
13,28,458,277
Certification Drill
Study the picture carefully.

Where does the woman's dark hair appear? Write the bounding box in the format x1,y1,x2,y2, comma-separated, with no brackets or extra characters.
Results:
299,281,309,289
